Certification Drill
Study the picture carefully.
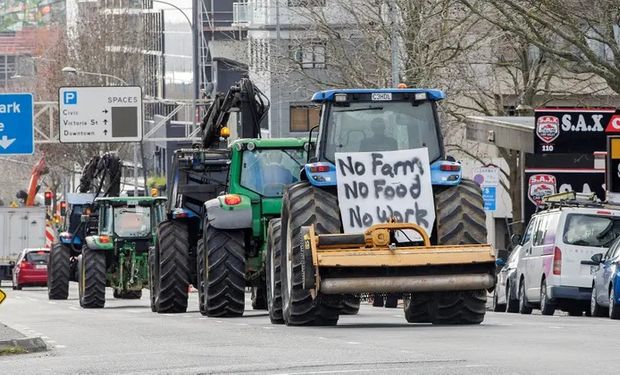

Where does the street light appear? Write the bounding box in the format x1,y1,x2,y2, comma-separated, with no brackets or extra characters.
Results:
61,66,129,85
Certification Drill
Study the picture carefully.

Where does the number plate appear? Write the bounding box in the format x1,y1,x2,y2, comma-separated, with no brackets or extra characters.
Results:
36,265,47,269
371,93,392,101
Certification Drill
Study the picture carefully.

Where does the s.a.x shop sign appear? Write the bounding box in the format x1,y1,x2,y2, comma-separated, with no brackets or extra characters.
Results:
534,108,620,154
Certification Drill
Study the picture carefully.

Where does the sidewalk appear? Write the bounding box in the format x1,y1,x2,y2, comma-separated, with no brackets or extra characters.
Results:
0,322,47,355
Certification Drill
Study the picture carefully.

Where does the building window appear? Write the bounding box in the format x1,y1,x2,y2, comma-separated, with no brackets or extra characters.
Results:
288,0,326,6
0,55,17,87
289,42,326,69
290,105,320,132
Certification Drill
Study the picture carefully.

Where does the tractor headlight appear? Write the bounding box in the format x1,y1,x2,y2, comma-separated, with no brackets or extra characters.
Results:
247,142,256,151
414,93,427,101
334,93,348,103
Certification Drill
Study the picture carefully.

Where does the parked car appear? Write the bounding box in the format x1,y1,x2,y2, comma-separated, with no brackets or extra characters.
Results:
493,245,521,313
513,204,620,316
588,236,620,319
12,248,49,290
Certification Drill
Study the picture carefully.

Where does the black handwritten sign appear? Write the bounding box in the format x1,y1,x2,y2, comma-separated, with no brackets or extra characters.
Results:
335,148,435,235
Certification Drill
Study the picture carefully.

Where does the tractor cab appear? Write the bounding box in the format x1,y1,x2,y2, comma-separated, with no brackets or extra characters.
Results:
307,88,461,187
93,197,166,242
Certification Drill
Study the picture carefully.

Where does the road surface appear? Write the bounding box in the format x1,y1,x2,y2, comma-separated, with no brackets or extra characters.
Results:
0,285,615,374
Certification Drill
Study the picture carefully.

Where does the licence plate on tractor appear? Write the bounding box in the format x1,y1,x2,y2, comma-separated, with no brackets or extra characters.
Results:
372,93,392,101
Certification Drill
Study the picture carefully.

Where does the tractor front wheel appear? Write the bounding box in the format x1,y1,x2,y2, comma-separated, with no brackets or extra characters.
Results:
78,247,106,309
48,243,71,300
204,225,246,317
281,183,342,326
266,218,284,324
155,221,190,313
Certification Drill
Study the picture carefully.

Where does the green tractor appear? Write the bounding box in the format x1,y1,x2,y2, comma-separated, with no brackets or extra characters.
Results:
78,196,166,308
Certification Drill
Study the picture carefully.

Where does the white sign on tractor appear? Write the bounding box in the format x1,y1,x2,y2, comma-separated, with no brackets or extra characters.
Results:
59,86,143,143
335,148,435,236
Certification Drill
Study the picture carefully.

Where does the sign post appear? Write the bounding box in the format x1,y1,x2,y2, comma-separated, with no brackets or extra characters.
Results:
59,86,143,143
0,93,34,155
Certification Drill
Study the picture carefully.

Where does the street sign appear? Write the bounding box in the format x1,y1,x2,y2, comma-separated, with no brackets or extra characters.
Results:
0,93,34,155
482,186,496,211
59,86,143,143
472,166,499,187
0,288,6,305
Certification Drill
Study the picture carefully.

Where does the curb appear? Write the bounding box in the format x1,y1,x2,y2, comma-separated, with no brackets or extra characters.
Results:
0,337,48,355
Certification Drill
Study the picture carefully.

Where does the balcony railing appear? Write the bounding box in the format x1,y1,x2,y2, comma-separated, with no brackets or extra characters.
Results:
232,2,251,27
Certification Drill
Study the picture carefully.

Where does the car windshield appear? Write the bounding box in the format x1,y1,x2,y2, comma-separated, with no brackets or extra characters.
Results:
113,206,151,238
240,148,305,197
323,101,441,163
25,251,49,265
563,214,620,247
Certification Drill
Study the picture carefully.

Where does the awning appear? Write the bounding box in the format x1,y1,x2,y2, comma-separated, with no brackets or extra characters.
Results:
465,116,534,153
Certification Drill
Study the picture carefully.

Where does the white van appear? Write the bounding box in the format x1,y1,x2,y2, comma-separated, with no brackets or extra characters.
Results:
515,206,620,316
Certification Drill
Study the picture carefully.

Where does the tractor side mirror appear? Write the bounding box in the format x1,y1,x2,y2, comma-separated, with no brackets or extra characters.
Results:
591,253,603,264
511,234,522,245
495,258,506,268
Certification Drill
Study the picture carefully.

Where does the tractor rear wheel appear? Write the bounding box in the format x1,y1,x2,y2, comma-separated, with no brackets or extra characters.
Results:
78,247,106,309
404,179,488,325
266,218,284,324
341,295,361,315
156,221,190,313
48,243,71,300
281,183,342,326
197,239,208,316
204,225,246,317
148,245,159,312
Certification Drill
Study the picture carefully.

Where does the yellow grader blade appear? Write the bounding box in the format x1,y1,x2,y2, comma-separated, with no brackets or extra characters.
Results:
300,223,496,295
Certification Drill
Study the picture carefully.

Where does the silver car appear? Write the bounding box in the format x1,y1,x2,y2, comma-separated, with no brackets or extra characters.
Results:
493,244,521,312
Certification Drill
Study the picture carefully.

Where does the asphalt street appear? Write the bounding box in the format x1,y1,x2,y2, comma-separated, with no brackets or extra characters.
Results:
0,285,614,374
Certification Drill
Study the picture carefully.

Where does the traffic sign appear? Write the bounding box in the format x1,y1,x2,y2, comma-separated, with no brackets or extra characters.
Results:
0,93,34,155
472,166,499,187
0,288,6,304
59,86,143,143
482,186,496,211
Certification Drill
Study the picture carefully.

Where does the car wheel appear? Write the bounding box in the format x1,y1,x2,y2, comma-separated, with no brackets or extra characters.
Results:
506,284,519,313
492,289,506,312
591,284,608,317
540,279,555,316
610,287,620,320
518,281,532,315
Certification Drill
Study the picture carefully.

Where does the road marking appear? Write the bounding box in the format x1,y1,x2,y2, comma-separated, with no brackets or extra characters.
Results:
68,306,79,310
236,323,248,326
55,345,67,349
548,326,563,329
48,301,57,305
46,340,57,343
182,315,193,318
215,320,223,323
346,341,360,345
263,326,274,330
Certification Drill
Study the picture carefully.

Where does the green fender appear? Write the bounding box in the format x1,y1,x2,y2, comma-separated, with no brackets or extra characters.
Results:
204,195,252,230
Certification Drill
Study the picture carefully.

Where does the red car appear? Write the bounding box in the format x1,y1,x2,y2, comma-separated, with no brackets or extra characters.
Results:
12,248,49,290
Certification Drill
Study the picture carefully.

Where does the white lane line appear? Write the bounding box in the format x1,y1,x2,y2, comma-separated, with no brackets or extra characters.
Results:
548,326,563,329
198,317,207,320
68,306,79,310
48,301,57,305
55,345,67,349
236,323,248,326
346,341,361,345
183,315,193,318
263,326,274,330
215,320,223,323
46,340,57,343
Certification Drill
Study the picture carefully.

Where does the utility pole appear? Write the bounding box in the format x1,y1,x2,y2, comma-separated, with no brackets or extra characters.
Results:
192,0,200,124
388,0,399,87
275,0,282,137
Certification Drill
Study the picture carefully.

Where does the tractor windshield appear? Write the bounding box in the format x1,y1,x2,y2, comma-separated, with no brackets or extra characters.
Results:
240,148,305,197
323,101,441,163
113,206,151,238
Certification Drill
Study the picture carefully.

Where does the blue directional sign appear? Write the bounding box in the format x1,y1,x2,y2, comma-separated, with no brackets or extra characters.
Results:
482,186,496,212
0,93,34,155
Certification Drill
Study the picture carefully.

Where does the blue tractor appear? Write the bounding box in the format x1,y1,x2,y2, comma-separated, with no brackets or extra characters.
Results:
265,88,496,326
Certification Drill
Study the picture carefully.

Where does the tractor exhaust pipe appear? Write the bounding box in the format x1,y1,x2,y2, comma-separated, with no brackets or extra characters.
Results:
319,273,495,294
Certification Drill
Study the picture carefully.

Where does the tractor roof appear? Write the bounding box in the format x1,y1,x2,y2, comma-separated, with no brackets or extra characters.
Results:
311,88,446,102
229,137,307,149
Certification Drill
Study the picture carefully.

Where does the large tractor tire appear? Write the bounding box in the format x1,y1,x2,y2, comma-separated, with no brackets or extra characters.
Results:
48,243,71,300
114,290,142,299
281,183,343,326
78,247,106,309
156,221,190,313
197,239,208,316
266,218,284,324
204,225,246,317
341,294,361,315
404,293,433,323
148,245,160,312
404,179,488,325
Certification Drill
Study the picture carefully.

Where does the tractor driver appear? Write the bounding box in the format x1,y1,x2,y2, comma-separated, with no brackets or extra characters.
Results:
360,118,397,152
